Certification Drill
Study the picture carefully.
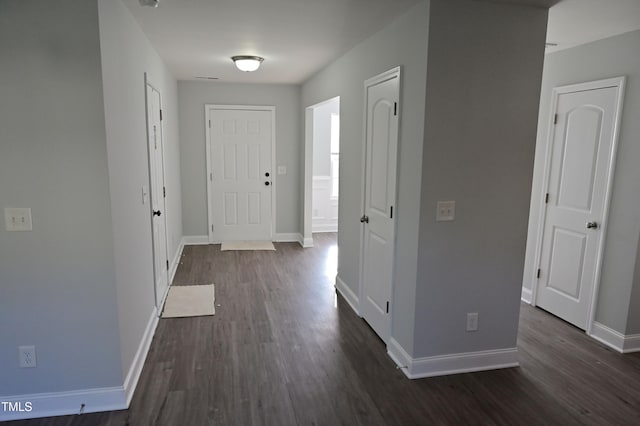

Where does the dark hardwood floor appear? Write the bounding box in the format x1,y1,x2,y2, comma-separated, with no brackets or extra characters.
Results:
9,233,640,425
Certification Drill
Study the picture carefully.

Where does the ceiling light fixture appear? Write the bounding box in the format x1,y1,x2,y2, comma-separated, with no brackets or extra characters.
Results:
231,56,264,72
139,0,159,7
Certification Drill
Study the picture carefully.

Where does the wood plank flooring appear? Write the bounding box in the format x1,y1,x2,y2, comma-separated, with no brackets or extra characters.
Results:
9,233,640,425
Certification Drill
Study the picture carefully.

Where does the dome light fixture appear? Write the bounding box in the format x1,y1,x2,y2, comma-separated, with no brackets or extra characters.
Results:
231,56,264,72
139,0,159,7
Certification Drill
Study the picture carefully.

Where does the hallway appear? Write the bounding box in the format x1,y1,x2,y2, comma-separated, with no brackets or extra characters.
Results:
11,234,640,425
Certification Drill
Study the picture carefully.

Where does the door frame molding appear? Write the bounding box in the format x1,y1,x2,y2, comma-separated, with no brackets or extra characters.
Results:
144,73,171,310
204,104,276,243
358,66,402,340
530,76,626,334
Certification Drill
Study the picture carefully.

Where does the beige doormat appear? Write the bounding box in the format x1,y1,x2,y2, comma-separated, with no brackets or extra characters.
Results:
220,241,276,251
161,284,215,318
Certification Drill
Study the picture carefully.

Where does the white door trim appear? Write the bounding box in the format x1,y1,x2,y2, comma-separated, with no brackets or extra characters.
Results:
358,66,402,336
303,96,341,248
144,73,171,310
205,104,276,243
530,76,626,335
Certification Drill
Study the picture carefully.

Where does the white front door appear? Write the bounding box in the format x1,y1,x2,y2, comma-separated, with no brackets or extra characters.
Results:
360,68,400,343
536,79,624,330
208,107,273,242
146,83,169,308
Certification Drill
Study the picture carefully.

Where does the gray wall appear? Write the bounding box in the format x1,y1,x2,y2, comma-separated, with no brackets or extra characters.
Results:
301,0,430,352
98,0,182,378
522,29,640,334
415,0,547,357
178,82,300,237
0,0,122,395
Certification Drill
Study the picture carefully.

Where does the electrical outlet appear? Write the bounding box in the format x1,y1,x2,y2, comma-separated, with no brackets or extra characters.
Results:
436,201,455,221
277,165,287,175
466,313,478,332
18,345,37,368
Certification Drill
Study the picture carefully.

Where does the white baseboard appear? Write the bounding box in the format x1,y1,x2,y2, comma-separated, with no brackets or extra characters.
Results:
335,275,360,316
123,307,160,405
168,240,184,285
273,233,300,243
387,338,412,371
274,233,310,248
302,235,314,248
182,235,209,245
590,321,640,353
388,338,519,379
0,386,126,421
521,287,533,304
625,335,640,353
312,224,338,233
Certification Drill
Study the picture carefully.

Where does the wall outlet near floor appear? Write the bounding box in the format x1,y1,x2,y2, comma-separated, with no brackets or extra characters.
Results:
18,345,37,368
466,313,479,332
436,201,455,221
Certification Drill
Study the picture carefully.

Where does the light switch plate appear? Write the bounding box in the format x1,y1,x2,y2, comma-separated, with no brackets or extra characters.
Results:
436,201,455,221
5,208,33,231
142,185,149,205
277,166,287,175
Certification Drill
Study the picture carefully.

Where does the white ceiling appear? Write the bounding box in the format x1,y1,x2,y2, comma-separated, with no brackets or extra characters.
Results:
122,0,640,84
546,0,640,53
122,0,422,84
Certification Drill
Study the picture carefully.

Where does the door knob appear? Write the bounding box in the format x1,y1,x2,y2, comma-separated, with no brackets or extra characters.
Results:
586,221,598,229
360,215,369,223
265,172,270,177
153,210,161,217
265,181,271,186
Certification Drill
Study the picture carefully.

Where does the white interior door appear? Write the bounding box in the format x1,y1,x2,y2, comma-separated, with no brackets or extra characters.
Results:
146,83,169,308
360,68,400,343
209,108,273,242
536,79,624,330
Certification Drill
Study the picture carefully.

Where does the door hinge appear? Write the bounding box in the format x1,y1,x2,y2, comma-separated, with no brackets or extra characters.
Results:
390,206,393,219
210,172,213,181
393,102,398,116
211,224,214,233
160,109,163,121
386,301,389,314
166,260,169,270
553,114,558,125
209,119,211,128
545,193,550,204
537,269,541,279
163,186,166,198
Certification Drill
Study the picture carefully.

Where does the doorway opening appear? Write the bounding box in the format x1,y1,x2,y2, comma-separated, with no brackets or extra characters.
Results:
303,96,340,246
522,76,625,340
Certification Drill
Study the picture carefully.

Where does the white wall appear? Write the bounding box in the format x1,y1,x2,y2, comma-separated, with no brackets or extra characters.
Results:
414,0,547,358
301,0,430,352
312,101,338,176
178,82,300,237
523,29,640,335
97,0,182,380
0,0,122,396
312,99,340,233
